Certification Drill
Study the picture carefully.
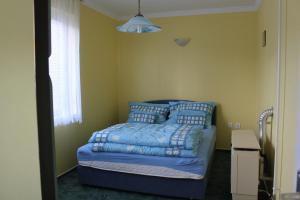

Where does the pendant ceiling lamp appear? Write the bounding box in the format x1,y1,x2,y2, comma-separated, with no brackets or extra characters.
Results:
117,0,161,34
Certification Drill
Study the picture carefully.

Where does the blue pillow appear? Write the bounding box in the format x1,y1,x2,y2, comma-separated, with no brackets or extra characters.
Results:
128,111,157,124
169,101,183,117
176,112,206,128
167,101,215,128
128,102,170,124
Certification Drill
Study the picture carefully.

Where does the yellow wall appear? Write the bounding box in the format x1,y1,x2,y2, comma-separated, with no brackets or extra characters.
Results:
256,0,278,174
117,13,258,149
280,0,300,192
0,0,42,199
55,5,119,175
257,0,300,193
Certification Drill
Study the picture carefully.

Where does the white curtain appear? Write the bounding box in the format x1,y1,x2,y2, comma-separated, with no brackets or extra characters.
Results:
49,0,82,126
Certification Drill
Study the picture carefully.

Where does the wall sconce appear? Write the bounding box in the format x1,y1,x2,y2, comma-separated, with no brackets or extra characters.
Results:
174,37,191,47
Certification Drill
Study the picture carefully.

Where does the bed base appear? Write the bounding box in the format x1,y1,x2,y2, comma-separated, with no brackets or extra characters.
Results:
77,165,207,199
78,145,215,200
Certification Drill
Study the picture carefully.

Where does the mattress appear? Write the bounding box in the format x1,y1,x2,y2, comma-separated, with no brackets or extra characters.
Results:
77,126,216,180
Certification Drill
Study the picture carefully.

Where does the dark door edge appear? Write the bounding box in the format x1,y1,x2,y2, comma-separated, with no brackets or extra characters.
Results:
34,0,57,199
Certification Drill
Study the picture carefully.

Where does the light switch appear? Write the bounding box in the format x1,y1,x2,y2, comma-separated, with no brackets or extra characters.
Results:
235,122,241,129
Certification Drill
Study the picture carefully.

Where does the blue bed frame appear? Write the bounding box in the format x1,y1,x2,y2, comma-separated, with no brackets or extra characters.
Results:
77,100,216,199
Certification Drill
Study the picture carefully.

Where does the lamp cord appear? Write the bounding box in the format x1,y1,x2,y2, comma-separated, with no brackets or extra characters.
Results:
138,0,141,15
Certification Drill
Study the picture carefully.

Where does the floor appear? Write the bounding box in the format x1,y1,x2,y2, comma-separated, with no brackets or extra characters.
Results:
57,150,268,200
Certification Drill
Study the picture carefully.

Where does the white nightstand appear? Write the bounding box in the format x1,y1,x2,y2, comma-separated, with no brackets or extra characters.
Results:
231,130,260,200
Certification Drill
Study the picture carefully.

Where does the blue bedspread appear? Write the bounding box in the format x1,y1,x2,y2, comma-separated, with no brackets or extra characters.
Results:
88,123,204,157
77,126,216,179
92,142,197,157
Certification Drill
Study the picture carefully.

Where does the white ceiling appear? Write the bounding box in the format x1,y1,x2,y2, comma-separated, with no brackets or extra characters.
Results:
81,0,261,20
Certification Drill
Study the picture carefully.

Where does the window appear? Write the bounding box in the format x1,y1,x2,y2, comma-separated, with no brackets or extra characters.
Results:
49,0,82,126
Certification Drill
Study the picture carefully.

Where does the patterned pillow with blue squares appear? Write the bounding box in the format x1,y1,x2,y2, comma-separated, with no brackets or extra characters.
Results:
176,112,206,128
167,101,215,128
128,111,157,124
128,102,170,124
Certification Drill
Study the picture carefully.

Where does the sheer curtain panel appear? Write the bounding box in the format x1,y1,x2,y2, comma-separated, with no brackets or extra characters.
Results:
49,0,82,126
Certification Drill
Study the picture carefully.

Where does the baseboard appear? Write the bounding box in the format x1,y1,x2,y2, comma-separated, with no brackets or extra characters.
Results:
57,165,78,178
216,148,231,151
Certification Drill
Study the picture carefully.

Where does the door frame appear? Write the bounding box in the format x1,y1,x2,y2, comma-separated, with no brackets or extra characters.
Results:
34,0,57,199
273,0,286,198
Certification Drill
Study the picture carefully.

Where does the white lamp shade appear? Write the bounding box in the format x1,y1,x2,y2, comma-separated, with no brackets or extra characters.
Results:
117,15,161,33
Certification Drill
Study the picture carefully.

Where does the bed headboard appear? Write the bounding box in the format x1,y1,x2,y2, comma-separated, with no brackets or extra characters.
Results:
145,100,217,126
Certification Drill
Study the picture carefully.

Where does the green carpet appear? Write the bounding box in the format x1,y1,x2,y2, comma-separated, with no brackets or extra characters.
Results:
58,151,232,200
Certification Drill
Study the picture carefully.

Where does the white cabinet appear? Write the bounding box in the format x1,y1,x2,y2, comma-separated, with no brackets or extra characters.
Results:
231,130,260,200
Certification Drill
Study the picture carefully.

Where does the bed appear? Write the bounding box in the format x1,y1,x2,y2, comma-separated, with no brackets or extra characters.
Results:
77,100,217,199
